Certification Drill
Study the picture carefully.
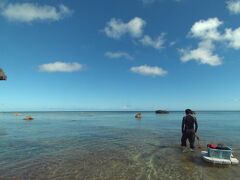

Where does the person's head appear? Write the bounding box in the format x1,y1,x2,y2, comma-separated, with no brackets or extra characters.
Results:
185,109,192,115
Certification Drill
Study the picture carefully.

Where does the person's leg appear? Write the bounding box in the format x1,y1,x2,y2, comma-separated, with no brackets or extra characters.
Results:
181,132,187,147
189,132,195,149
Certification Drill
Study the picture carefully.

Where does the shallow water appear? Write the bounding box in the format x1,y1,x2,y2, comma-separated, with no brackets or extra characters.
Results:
0,111,239,179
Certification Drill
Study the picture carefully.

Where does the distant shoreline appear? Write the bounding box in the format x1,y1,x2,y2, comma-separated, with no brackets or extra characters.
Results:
1,110,240,113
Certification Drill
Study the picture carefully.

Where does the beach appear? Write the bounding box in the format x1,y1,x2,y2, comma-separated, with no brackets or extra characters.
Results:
0,111,239,179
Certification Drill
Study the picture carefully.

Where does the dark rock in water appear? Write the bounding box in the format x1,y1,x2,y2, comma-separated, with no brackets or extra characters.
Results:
0,68,7,80
135,112,142,119
155,110,169,114
23,116,34,120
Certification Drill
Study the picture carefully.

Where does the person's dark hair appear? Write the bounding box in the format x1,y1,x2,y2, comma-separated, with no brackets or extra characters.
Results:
185,109,192,115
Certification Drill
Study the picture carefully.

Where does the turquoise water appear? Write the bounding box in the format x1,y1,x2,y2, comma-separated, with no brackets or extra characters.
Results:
0,111,239,179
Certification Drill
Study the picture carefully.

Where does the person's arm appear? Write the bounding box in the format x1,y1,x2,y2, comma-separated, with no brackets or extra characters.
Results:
194,117,198,133
182,117,185,133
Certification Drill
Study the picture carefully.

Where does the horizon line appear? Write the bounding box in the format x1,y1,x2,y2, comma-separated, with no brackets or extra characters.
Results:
1,110,240,113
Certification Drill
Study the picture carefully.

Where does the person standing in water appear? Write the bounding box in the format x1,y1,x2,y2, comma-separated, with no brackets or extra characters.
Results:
181,109,198,152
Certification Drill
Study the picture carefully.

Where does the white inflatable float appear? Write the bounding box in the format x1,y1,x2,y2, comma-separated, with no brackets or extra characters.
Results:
201,151,239,165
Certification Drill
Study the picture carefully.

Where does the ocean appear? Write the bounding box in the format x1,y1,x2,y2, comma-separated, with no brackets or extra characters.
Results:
0,111,239,179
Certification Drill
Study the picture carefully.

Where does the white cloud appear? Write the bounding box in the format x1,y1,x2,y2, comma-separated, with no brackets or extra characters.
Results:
181,17,240,66
227,0,240,14
103,17,168,51
180,40,222,66
104,17,146,39
224,27,240,49
190,18,223,41
1,3,72,23
169,41,177,46
39,62,83,72
140,33,165,49
190,17,240,50
105,51,134,60
130,65,167,76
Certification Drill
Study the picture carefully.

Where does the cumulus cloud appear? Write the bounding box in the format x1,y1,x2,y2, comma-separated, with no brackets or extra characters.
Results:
140,33,165,49
227,0,240,14
130,65,167,76
1,3,72,23
39,62,83,72
180,41,222,66
104,17,146,39
224,27,240,49
103,17,167,51
105,51,134,60
189,17,240,49
181,17,240,66
190,18,223,41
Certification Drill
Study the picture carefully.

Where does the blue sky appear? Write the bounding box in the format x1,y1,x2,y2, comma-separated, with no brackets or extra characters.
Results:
0,0,240,111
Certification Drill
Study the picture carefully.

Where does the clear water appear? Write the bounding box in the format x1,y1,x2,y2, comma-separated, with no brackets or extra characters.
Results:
0,111,239,179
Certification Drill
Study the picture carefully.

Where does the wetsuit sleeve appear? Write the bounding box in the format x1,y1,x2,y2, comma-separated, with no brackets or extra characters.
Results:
194,117,198,133
182,117,185,133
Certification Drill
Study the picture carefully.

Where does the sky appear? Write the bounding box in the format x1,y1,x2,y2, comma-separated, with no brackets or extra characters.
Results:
0,0,240,111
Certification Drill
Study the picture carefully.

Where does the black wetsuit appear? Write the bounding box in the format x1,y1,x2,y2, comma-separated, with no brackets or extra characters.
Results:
181,114,198,149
